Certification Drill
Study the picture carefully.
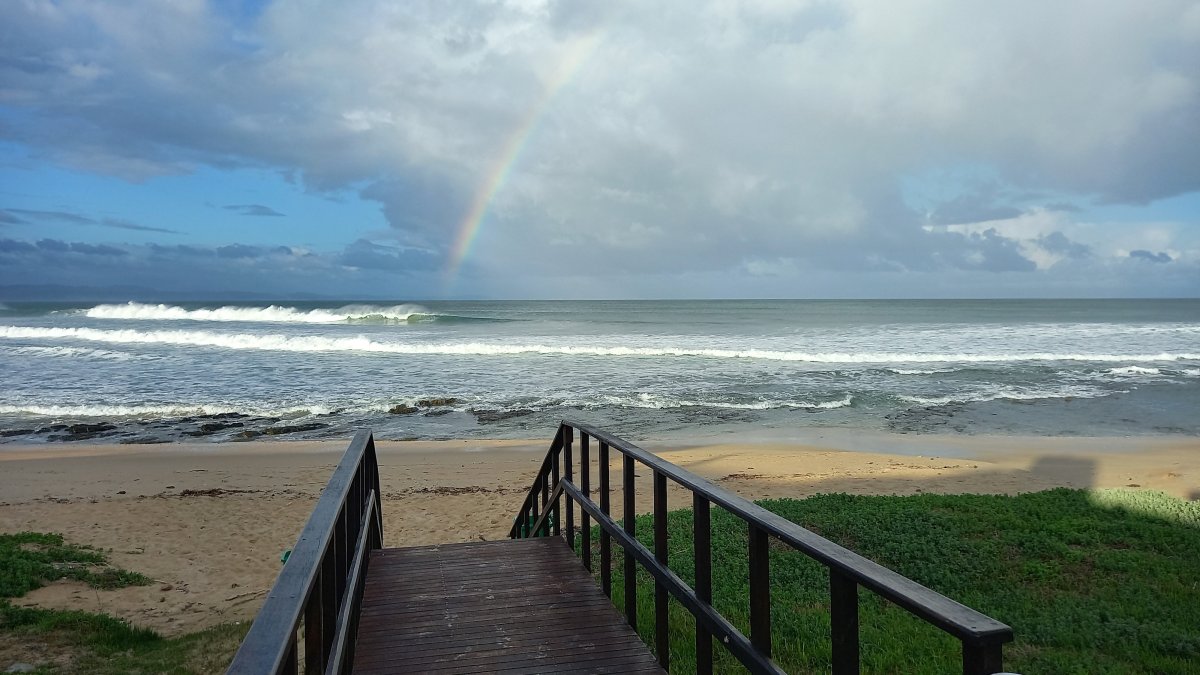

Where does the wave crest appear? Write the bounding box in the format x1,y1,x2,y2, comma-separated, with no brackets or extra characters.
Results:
3,326,1199,363
82,302,433,324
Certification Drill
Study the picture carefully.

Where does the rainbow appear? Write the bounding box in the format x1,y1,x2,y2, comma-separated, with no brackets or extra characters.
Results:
443,31,602,286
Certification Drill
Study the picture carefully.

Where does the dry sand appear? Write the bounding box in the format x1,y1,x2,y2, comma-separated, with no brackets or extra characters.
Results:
0,434,1196,637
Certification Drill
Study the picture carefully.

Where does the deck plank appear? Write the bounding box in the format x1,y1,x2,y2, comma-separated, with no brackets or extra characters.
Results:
352,537,663,674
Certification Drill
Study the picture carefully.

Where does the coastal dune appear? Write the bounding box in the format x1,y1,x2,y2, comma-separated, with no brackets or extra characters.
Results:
0,436,1196,637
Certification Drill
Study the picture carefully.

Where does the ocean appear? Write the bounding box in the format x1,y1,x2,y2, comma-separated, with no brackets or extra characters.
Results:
1,299,1197,445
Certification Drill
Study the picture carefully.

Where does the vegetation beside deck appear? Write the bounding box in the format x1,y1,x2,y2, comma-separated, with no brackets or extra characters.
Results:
595,488,1200,674
0,531,247,674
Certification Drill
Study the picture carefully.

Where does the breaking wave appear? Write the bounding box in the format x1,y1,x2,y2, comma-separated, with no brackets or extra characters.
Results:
602,393,854,410
3,325,1200,363
1106,366,1162,376
82,302,437,324
0,402,334,418
2,345,139,361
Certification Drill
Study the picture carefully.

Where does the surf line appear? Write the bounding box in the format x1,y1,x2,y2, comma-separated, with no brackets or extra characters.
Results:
442,30,603,290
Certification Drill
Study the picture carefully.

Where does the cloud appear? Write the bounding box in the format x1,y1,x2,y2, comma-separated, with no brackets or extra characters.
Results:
99,217,181,234
216,243,266,259
223,203,286,217
6,208,94,225
339,238,439,271
0,235,442,297
1,207,180,234
1035,231,1091,259
0,237,125,256
1129,249,1173,263
0,1,1197,297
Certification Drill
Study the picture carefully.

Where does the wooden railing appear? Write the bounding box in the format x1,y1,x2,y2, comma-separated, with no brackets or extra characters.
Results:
510,421,1014,675
228,430,383,675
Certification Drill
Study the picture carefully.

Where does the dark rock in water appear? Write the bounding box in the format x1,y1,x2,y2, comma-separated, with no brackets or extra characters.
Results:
417,397,459,407
233,430,264,441
423,409,453,417
198,412,248,420
48,422,121,441
472,408,535,423
67,423,116,435
263,422,329,436
182,421,246,436
0,429,35,437
36,424,68,433
120,437,171,445
884,403,968,433
388,404,419,415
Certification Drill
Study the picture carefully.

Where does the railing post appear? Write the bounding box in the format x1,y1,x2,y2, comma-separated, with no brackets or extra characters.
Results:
749,523,771,658
320,542,336,660
334,509,348,617
551,442,561,537
367,436,382,546
830,568,859,675
283,633,298,675
963,642,1004,675
599,442,612,597
623,453,637,630
528,459,539,539
540,462,550,536
653,469,669,671
565,425,575,551
304,571,323,674
581,433,592,570
694,494,713,675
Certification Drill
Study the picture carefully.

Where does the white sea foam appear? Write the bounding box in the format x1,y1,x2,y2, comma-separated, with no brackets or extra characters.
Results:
83,302,432,324
3,325,1200,364
887,368,955,375
0,402,333,418
1106,366,1162,376
3,345,138,361
600,393,854,410
899,386,1109,407
1183,368,1200,377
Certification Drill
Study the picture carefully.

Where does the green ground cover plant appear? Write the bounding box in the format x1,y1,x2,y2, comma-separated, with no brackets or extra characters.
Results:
587,488,1200,674
0,532,247,674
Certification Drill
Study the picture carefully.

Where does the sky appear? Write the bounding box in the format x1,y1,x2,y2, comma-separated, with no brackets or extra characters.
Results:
1,0,1198,300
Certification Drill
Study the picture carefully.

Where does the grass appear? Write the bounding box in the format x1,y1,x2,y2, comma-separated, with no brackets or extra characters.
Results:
0,531,248,674
583,488,1200,674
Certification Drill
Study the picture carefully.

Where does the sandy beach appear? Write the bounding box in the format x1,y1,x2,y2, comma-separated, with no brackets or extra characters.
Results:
1,434,1197,639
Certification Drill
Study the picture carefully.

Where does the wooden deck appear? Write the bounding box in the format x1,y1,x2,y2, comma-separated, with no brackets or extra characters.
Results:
352,537,665,674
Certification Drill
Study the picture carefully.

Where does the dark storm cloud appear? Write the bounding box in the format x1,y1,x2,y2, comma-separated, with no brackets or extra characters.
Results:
1129,249,1172,263
224,204,286,217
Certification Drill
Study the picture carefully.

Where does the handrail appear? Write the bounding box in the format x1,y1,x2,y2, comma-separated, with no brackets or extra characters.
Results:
228,430,383,675
511,421,1014,675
